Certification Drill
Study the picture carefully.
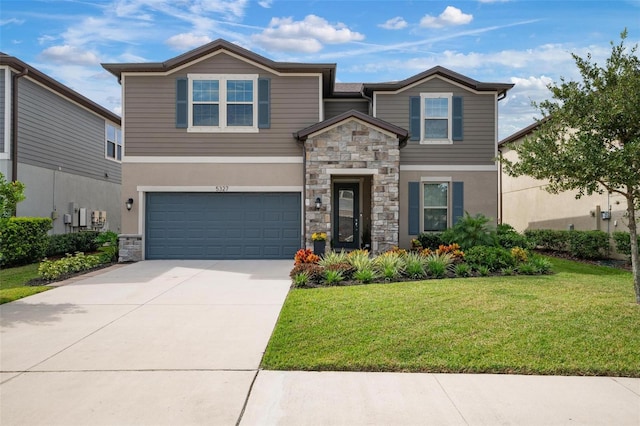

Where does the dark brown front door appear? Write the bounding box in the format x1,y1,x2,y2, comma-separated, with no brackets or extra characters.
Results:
333,182,359,250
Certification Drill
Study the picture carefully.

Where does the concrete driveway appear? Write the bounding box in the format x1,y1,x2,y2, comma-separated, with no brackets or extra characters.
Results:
1,260,292,425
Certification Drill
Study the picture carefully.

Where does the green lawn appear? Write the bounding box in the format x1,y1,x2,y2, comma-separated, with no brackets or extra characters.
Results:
0,263,51,304
262,258,640,377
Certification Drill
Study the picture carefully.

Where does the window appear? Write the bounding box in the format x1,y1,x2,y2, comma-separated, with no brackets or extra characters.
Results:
423,182,449,232
421,93,452,143
106,124,122,162
188,74,258,132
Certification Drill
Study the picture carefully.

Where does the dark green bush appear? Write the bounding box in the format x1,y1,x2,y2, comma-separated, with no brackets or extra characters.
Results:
442,212,496,249
0,217,52,267
525,229,609,259
525,229,570,251
464,245,515,271
95,231,119,263
416,232,444,250
567,230,609,259
612,231,640,257
46,231,100,257
496,223,532,249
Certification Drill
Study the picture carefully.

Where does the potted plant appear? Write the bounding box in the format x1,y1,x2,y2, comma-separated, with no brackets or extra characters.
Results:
312,232,327,256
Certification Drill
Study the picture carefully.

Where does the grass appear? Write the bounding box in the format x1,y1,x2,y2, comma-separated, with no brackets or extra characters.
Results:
0,263,51,304
262,257,640,377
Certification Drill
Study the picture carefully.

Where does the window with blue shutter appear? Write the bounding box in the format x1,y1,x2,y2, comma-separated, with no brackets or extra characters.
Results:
176,78,188,128
452,181,464,224
408,181,420,235
409,97,420,141
452,96,463,141
258,78,270,129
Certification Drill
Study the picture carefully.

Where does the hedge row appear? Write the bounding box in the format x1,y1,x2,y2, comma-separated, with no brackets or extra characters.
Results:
46,231,100,257
0,217,53,267
524,229,610,259
612,231,640,257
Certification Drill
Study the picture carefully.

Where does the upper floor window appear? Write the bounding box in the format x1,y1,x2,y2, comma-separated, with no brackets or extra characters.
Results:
421,93,452,144
409,93,462,143
188,74,258,132
105,124,122,162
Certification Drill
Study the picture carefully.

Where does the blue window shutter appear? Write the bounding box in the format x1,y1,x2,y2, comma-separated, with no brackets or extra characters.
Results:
176,78,188,128
452,182,464,225
408,182,420,235
409,96,420,141
258,78,270,129
452,96,463,141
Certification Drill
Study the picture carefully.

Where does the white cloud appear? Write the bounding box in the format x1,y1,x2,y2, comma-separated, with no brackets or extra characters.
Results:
379,17,408,30
420,6,473,28
1,18,24,26
39,45,101,66
252,15,365,53
165,33,212,50
258,0,273,8
189,0,249,21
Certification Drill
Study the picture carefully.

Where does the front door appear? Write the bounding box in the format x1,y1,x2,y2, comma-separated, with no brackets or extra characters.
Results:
333,182,359,250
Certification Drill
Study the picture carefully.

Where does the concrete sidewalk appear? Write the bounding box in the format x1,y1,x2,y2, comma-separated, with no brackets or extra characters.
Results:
1,260,639,425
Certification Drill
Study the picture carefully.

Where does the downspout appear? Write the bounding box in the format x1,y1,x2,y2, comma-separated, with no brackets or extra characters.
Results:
497,147,503,225
296,136,307,249
11,68,28,182
360,87,373,115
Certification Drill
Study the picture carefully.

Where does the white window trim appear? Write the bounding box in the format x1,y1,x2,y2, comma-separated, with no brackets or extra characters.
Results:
420,177,452,232
105,123,122,163
187,73,259,133
420,92,453,145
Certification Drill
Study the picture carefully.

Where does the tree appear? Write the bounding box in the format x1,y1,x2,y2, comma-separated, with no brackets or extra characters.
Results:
0,172,25,219
501,30,640,303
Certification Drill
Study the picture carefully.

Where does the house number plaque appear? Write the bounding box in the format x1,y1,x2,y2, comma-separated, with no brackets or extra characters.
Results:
215,186,229,192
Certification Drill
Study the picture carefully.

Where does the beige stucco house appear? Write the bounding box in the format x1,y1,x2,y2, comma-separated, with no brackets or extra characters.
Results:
499,121,627,235
103,40,512,261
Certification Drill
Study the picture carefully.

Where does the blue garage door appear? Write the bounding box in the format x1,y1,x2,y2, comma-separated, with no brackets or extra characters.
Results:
146,192,301,259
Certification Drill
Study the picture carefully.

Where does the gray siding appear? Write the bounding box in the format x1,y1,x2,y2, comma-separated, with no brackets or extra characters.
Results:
324,99,369,119
0,69,5,153
16,77,121,183
124,53,320,157
375,78,496,166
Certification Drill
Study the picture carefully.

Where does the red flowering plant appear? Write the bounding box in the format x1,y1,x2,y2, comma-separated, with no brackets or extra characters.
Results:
294,248,320,265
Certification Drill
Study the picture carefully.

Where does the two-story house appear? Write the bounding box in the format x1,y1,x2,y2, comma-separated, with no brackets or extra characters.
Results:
103,40,512,261
0,54,122,234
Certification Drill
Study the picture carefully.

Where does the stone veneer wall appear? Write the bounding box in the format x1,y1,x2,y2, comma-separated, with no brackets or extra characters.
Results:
119,234,142,262
305,119,400,253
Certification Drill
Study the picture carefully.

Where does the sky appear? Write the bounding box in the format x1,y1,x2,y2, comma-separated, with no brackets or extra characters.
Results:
1,0,638,139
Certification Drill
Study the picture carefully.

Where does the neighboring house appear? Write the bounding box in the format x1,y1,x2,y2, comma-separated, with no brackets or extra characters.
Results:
499,121,627,235
103,39,512,261
0,54,122,235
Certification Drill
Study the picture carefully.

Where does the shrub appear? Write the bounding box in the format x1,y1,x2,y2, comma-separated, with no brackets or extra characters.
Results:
510,247,528,263
0,217,52,267
404,252,427,279
353,267,378,284
47,231,100,257
497,224,532,249
294,249,320,265
318,250,349,267
454,263,471,277
501,267,515,276
290,263,323,283
324,269,345,285
425,252,453,279
324,263,354,281
517,262,538,275
95,231,119,263
416,232,445,250
567,230,609,259
38,252,102,281
477,265,490,276
529,256,553,274
347,249,372,270
524,229,570,251
374,252,405,281
436,243,465,261
292,271,310,288
465,245,515,271
612,231,640,257
442,212,497,249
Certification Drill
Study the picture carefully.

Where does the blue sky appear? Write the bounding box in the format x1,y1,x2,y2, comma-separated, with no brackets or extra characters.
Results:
1,0,638,138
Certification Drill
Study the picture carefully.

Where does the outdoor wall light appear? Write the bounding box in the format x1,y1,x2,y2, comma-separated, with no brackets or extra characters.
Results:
126,198,134,211
315,197,322,210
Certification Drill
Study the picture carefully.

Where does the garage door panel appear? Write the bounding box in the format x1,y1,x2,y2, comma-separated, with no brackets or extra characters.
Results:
146,192,301,259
